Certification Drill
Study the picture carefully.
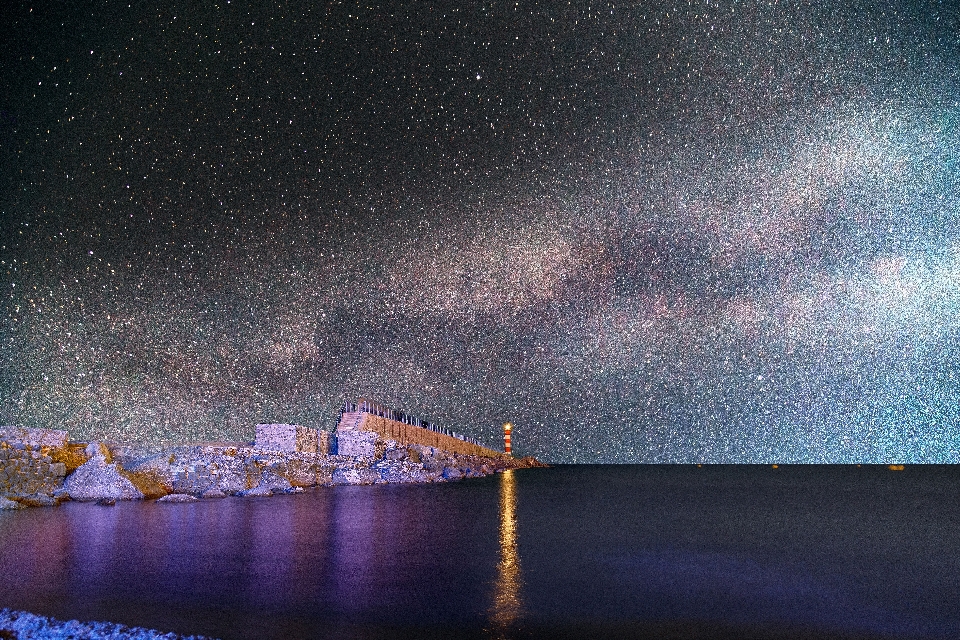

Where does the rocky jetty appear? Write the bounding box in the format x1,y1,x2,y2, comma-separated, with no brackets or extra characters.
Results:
0,427,545,507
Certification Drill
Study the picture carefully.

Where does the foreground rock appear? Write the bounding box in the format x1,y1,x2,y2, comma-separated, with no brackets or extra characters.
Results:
0,496,25,510
157,493,198,503
0,608,215,639
60,443,144,502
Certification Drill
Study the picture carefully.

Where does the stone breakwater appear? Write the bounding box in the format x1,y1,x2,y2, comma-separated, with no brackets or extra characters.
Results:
0,608,214,640
0,428,546,508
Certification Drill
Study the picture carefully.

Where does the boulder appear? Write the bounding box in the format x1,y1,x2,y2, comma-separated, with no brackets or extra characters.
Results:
238,469,292,496
49,443,89,473
238,484,274,497
125,452,176,483
213,467,248,495
84,442,112,461
331,465,381,485
157,493,198,503
442,467,464,481
384,445,407,461
373,460,430,483
258,469,292,492
201,488,227,499
122,468,172,500
0,496,24,510
9,493,57,508
270,459,333,487
62,450,144,502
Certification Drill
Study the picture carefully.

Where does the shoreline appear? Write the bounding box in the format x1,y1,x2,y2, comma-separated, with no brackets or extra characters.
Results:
0,608,214,640
0,427,547,509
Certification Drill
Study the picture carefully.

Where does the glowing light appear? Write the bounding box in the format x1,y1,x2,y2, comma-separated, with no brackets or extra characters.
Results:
489,469,522,637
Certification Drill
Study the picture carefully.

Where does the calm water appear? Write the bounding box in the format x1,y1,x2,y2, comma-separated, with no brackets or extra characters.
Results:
2,465,960,639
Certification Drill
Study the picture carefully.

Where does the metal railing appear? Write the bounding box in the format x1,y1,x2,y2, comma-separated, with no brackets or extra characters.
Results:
339,399,485,448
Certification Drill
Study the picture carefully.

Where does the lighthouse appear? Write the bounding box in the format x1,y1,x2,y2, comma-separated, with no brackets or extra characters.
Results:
503,422,513,456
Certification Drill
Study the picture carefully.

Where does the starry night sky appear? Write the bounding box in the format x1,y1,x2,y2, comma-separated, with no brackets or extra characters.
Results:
1,1,959,462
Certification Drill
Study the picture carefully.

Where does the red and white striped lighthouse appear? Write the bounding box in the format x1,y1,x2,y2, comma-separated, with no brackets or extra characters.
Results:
503,422,513,456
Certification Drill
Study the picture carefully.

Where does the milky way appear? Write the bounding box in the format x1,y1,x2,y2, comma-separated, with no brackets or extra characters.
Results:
1,1,958,462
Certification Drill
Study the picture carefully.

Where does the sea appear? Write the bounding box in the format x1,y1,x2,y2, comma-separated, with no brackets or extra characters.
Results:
2,465,960,640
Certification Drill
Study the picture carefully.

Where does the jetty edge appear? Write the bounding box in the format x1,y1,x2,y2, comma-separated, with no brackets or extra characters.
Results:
0,421,546,508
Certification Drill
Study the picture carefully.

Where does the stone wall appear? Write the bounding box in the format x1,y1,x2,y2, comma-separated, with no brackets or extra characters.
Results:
0,439,67,497
337,412,504,458
254,424,325,454
336,429,378,458
0,426,68,449
317,430,332,456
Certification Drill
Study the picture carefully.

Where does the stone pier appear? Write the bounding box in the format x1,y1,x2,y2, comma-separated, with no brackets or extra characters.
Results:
335,411,504,458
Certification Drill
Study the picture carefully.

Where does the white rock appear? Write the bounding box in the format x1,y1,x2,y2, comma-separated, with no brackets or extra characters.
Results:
157,493,198,503
0,496,25,510
63,456,144,502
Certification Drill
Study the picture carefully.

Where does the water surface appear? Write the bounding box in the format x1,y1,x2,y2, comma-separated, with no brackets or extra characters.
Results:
2,465,960,639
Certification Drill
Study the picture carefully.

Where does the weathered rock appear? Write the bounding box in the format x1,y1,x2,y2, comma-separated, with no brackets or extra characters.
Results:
49,444,88,473
125,452,176,484
384,443,409,461
157,493,198,503
238,469,293,496
441,467,464,481
0,496,24,510
122,467,171,500
331,465,381,485
84,442,112,461
1,431,544,508
371,459,431,483
238,484,274,497
270,459,334,488
516,455,550,468
95,498,116,506
9,493,56,508
213,467,248,495
258,469,292,491
62,451,144,502
201,488,226,499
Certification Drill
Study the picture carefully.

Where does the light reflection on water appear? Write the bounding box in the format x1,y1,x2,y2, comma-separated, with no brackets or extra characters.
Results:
488,469,522,637
3,466,960,639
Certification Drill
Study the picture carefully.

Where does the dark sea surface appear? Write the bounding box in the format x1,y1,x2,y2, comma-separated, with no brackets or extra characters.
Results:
2,465,960,640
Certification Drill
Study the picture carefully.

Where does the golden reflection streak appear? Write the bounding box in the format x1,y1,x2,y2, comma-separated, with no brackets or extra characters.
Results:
489,469,522,636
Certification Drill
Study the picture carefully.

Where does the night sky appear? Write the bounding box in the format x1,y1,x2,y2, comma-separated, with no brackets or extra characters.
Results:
2,1,959,462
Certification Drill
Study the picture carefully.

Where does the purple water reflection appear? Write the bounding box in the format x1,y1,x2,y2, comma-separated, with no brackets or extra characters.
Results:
0,481,501,638
3,466,960,639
